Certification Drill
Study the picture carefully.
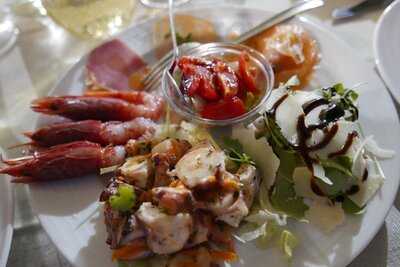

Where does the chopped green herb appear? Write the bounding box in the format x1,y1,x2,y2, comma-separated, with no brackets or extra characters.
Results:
109,184,136,212
322,83,359,121
222,137,256,167
164,32,193,45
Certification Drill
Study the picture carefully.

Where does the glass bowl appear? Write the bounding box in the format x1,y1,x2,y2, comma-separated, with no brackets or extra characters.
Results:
161,42,275,126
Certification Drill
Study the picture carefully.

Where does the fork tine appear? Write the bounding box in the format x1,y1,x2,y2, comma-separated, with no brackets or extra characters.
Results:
142,51,174,85
145,72,164,92
142,42,201,91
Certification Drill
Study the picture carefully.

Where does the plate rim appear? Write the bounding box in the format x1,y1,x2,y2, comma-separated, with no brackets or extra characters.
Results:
373,0,400,101
0,176,14,267
29,6,400,267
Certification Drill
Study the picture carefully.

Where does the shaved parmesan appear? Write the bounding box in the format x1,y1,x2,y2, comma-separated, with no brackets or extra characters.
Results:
275,94,304,145
232,125,279,188
305,201,345,233
246,209,287,226
237,223,267,242
364,136,395,159
312,163,333,185
349,174,384,207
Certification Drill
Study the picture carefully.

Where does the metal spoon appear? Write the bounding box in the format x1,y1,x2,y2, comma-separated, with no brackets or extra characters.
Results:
165,0,194,108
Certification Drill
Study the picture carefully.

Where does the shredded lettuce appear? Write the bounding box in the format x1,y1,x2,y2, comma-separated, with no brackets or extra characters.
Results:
279,230,298,260
109,184,136,212
237,210,298,261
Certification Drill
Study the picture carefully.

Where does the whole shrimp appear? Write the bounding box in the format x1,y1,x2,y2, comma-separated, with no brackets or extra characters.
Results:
31,89,164,121
25,117,156,147
0,141,126,183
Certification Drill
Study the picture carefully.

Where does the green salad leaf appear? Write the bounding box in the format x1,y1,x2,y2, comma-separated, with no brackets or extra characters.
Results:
342,196,364,214
321,83,359,122
270,178,309,219
109,184,136,212
269,148,308,219
314,167,352,197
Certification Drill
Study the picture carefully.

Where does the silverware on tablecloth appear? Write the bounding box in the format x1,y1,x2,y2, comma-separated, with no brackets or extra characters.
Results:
332,0,394,20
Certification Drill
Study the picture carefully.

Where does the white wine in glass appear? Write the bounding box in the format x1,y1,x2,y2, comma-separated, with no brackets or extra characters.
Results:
42,0,137,39
140,0,190,8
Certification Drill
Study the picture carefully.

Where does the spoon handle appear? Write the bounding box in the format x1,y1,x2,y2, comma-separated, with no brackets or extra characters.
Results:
233,0,324,44
168,0,179,57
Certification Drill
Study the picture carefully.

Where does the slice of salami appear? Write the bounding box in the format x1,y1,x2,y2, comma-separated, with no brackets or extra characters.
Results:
86,39,146,91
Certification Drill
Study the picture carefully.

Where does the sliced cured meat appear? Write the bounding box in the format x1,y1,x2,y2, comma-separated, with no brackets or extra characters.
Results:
86,39,146,91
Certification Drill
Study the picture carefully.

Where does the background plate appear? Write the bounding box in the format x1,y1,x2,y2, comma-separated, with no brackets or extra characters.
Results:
29,7,400,267
374,0,400,101
0,148,13,267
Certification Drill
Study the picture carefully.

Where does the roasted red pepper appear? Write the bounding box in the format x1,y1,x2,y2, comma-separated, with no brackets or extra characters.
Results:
201,97,246,120
238,52,258,93
175,52,260,120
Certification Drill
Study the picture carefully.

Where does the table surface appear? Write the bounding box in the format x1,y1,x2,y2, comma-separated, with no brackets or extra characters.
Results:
1,0,399,267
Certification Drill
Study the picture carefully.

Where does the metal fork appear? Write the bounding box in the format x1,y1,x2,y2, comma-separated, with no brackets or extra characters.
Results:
141,0,324,92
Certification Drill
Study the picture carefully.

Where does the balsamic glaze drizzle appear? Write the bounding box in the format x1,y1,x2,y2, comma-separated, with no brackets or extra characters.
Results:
269,93,361,198
328,131,358,158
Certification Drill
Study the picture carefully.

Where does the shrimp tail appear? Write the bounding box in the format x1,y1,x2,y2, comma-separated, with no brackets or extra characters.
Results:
0,141,126,183
23,131,33,138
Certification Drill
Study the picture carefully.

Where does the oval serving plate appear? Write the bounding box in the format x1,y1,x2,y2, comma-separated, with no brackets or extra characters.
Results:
29,6,400,267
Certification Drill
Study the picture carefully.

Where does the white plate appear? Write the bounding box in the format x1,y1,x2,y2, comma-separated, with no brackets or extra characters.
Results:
29,7,400,267
0,149,13,267
374,0,400,101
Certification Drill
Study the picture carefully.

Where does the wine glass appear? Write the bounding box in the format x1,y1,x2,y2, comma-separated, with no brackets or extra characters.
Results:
41,0,138,39
140,0,191,9
0,1,18,55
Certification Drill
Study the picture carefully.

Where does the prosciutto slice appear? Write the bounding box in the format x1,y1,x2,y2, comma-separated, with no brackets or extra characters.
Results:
86,39,146,91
